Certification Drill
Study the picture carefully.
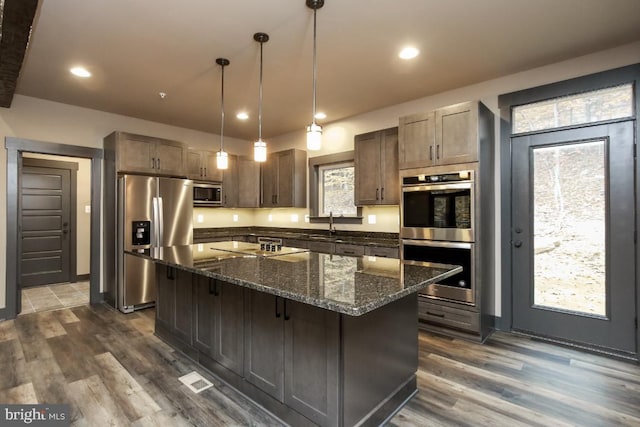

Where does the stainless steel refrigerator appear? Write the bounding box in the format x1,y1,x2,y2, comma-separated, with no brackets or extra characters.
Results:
116,175,193,313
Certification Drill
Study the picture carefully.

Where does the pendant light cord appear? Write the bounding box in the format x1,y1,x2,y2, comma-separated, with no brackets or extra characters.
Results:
258,41,263,141
220,62,225,151
312,7,318,123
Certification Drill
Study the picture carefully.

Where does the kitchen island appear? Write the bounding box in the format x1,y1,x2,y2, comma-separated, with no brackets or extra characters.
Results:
129,241,461,426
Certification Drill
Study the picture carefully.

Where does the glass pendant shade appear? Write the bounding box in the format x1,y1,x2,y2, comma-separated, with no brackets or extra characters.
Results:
306,122,322,151
216,150,228,169
254,140,267,162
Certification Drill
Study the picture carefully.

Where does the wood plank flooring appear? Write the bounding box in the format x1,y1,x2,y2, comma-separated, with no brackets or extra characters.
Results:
0,304,638,426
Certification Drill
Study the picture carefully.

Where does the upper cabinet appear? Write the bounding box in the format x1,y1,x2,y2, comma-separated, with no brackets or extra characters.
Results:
399,101,488,169
261,149,307,208
187,149,223,182
355,127,399,205
224,154,261,208
106,131,187,177
237,156,261,208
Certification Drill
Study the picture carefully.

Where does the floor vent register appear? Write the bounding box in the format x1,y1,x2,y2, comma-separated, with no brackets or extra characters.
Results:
178,371,214,394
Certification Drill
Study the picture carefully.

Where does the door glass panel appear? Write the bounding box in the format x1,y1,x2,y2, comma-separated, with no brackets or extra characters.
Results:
513,84,633,134
532,140,606,316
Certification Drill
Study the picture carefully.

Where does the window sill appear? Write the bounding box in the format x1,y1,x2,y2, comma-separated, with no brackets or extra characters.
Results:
309,216,363,225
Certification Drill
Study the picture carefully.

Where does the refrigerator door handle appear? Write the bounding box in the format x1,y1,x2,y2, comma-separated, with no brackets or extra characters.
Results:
157,196,164,246
152,196,160,247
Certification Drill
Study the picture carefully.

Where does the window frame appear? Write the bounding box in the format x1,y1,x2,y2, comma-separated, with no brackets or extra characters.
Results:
308,151,363,224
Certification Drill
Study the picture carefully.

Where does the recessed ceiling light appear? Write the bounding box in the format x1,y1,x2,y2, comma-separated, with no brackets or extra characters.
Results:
398,47,419,60
236,112,249,120
70,67,91,77
314,112,327,120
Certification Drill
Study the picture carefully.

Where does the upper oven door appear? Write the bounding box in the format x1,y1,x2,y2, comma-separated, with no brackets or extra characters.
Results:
401,182,474,242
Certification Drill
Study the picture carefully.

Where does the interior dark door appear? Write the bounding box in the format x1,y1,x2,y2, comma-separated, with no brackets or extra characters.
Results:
512,122,636,354
20,165,72,287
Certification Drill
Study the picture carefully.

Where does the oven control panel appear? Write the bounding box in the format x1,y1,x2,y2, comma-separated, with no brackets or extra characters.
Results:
402,171,472,185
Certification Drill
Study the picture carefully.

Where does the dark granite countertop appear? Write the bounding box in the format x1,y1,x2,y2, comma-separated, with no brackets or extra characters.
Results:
129,241,461,316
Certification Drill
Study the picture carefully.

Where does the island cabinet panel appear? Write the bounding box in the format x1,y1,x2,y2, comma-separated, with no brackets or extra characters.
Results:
194,276,244,375
244,289,285,400
155,265,193,345
284,301,340,426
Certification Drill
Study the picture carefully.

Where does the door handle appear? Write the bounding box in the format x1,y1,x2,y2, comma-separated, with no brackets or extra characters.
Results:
436,144,440,160
157,158,161,170
376,188,379,200
513,240,523,248
275,296,281,318
381,187,384,200
429,146,433,161
204,167,207,177
209,279,219,296
200,167,203,177
284,299,290,321
151,157,156,169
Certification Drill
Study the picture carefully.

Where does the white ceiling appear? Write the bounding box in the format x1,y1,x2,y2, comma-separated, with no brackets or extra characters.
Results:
15,0,640,141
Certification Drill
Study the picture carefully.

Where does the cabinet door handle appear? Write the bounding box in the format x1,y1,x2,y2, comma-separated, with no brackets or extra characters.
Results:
208,279,219,296
166,266,175,280
204,167,207,177
284,299,290,321
381,187,384,200
343,250,355,255
152,157,156,169
200,167,203,177
275,296,281,318
157,158,161,170
436,144,440,160
429,146,433,161
376,188,379,200
426,311,445,318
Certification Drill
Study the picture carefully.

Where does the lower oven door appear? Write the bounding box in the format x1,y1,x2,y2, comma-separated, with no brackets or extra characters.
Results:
402,239,475,305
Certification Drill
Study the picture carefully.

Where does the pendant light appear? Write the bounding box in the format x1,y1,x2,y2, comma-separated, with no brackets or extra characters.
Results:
306,0,324,151
216,57,230,170
253,32,269,162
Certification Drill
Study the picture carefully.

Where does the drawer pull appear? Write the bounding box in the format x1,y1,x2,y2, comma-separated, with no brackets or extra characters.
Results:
426,311,445,318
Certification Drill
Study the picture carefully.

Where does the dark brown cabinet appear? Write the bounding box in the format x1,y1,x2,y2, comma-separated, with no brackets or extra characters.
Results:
261,149,306,208
187,149,223,182
244,290,285,400
237,156,261,208
155,264,192,345
222,154,238,207
194,276,244,375
399,101,486,169
106,131,187,176
244,289,339,426
355,127,399,205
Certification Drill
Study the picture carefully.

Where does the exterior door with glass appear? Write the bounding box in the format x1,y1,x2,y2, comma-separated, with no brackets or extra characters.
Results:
511,121,635,354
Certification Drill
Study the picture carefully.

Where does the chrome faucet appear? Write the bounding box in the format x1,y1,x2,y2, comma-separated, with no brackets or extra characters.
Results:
329,211,336,235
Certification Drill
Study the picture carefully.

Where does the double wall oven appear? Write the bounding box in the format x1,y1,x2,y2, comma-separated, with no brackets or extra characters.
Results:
401,168,476,305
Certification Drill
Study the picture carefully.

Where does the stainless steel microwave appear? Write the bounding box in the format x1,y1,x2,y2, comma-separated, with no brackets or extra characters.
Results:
193,182,222,206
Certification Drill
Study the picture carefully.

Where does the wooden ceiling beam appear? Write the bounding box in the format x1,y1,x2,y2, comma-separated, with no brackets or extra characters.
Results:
0,0,39,108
